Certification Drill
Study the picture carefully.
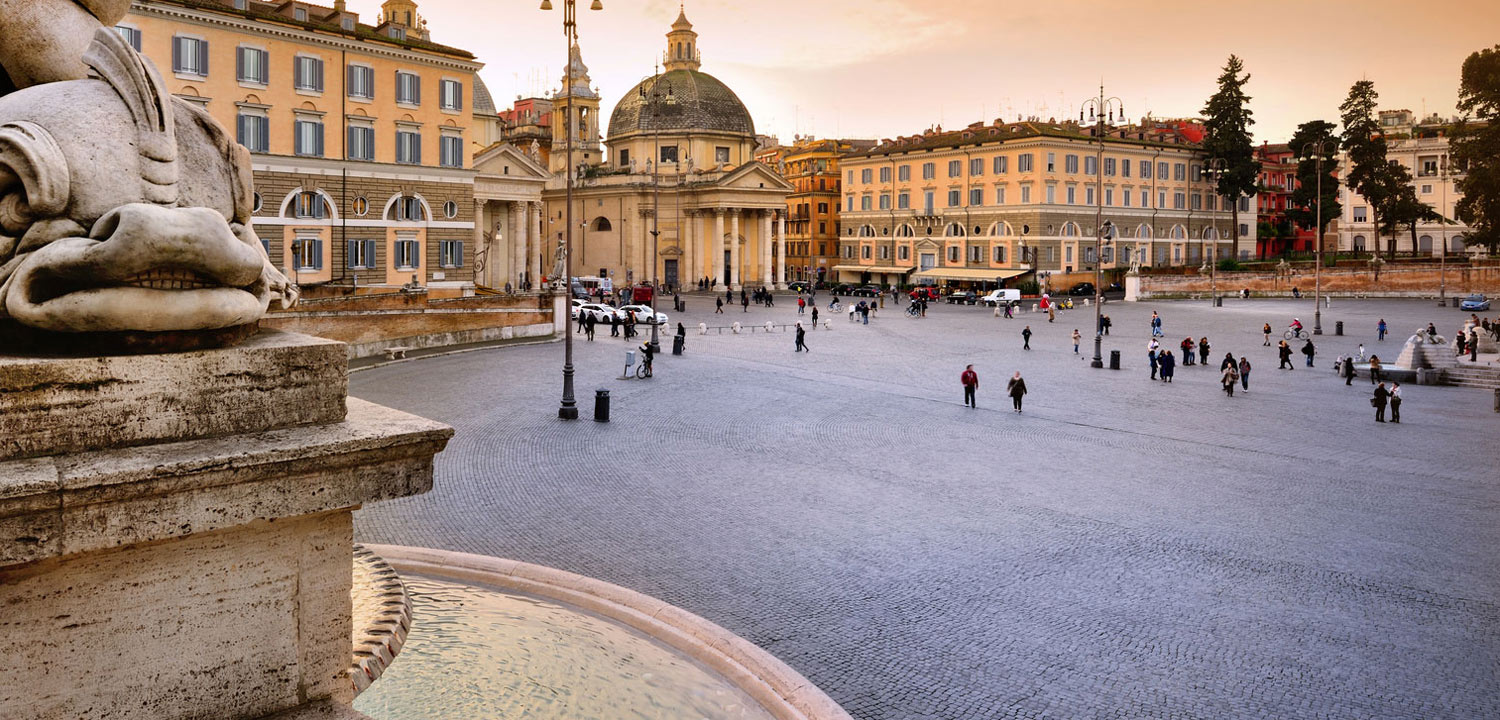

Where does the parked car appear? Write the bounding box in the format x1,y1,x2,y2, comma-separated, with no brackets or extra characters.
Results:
619,304,669,325
1460,294,1491,311
909,286,941,301
981,289,1021,306
569,298,587,319
1067,282,1097,297
788,281,811,293
852,285,883,297
946,290,978,305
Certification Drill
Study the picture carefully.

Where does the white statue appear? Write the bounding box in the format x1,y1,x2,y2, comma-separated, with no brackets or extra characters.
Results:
528,138,540,161
0,2,296,350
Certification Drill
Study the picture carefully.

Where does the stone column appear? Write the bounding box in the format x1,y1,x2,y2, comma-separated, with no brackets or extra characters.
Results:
777,210,788,289
682,210,695,290
761,210,773,287
509,201,524,289
529,202,543,288
713,209,726,290
633,209,647,286
729,209,742,290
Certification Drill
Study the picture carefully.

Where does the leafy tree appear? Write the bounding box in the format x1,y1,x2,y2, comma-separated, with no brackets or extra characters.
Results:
1451,45,1500,253
1201,55,1259,257
1286,120,1342,260
1377,164,1442,255
1340,80,1395,257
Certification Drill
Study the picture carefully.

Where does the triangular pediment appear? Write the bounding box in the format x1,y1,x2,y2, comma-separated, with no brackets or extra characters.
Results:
914,238,943,250
474,142,551,180
714,161,795,191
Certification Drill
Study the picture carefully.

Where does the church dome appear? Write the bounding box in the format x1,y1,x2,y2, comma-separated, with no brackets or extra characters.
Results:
472,75,496,115
608,69,754,139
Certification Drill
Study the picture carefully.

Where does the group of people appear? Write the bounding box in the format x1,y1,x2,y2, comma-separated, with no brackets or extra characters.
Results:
1275,338,1317,369
577,307,642,341
960,366,1028,412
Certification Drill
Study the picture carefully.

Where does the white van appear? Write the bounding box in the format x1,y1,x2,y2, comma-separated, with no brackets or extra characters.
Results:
981,289,1020,306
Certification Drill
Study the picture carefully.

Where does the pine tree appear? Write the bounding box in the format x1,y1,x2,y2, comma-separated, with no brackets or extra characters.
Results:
1451,45,1500,253
1201,55,1258,259
1340,80,1393,257
1286,120,1343,260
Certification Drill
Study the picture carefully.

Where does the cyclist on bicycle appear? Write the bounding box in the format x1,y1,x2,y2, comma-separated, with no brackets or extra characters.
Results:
1289,318,1304,336
829,295,842,311
639,341,654,377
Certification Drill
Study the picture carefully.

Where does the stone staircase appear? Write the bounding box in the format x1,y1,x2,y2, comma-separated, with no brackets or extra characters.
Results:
1442,365,1500,389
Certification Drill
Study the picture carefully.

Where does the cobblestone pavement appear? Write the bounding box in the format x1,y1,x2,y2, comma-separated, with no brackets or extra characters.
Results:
353,294,1500,720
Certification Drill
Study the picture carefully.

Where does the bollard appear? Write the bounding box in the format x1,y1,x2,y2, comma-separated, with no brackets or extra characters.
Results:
1109,349,1121,369
765,321,775,332
698,322,707,335
1335,321,1343,336
594,389,610,422
672,334,684,355
732,322,741,334
1494,388,1499,413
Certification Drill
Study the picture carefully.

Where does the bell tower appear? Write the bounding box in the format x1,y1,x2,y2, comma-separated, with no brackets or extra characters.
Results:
550,43,602,175
380,0,418,28
663,5,700,72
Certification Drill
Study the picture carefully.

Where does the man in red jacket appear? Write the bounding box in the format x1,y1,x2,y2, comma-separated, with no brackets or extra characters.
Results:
961,365,979,408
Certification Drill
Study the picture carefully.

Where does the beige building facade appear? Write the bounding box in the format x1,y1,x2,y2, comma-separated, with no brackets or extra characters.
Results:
838,120,1248,289
541,9,792,291
122,0,483,292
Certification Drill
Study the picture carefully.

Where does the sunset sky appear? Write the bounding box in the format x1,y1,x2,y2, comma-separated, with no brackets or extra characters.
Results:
405,0,1499,144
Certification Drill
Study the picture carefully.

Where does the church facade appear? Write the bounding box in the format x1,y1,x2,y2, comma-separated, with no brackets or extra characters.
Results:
541,9,792,291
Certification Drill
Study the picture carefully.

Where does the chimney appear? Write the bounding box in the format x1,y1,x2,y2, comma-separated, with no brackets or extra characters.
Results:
335,0,346,10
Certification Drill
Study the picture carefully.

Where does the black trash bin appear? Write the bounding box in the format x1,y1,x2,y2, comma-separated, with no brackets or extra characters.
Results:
1214,297,1223,307
672,335,684,355
1453,297,1461,308
594,389,610,423
1335,321,1344,336
1109,349,1121,370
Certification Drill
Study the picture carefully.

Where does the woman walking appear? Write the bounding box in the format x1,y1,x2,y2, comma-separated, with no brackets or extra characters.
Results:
794,322,809,352
1263,322,1272,346
1221,359,1240,396
1278,340,1293,369
1006,371,1028,413
1198,337,1211,366
1342,356,1355,385
1238,356,1252,392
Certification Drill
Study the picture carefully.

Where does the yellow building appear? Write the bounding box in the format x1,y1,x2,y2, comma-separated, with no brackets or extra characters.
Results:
762,137,876,285
122,0,484,293
837,119,1243,290
541,8,792,291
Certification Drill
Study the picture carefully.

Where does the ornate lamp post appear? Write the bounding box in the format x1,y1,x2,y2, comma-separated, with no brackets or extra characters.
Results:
1080,85,1122,369
1203,157,1226,306
540,0,602,420
1298,138,1337,335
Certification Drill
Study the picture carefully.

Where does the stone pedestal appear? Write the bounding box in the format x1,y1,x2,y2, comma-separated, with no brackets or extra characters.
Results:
1124,272,1142,302
0,330,451,720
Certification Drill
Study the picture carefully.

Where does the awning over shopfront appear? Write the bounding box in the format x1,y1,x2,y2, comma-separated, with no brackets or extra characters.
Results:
830,265,916,275
911,267,1030,282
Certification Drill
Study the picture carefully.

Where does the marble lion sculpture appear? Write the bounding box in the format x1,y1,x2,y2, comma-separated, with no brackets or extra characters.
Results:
0,0,295,351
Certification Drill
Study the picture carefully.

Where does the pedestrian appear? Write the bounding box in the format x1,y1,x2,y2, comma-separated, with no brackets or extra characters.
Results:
1342,355,1355,385
1372,382,1389,422
1004,301,1014,319
862,302,870,324
1369,355,1382,384
1470,329,1479,362
1006,371,1027,412
1181,337,1196,366
609,313,620,337
1302,338,1316,368
1022,325,1032,350
1278,340,1293,369
795,322,809,352
1220,352,1236,372
1221,359,1239,396
1046,303,1056,323
726,287,734,304
741,292,749,312
1159,349,1175,382
1151,311,1163,337
961,364,978,408
1102,314,1112,335
1389,381,1402,423
1072,329,1081,354
1262,322,1272,346
584,314,596,341
1198,337,1210,366
1238,356,1251,392
715,297,724,314
798,296,806,314
1456,330,1467,357
765,290,774,308
1148,338,1160,379
1357,343,1366,361
811,306,819,326
1377,318,1387,341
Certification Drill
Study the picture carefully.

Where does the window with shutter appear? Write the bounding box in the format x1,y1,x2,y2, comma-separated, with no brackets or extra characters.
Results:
347,65,374,99
440,240,464,268
116,26,142,51
173,37,208,76
440,79,463,111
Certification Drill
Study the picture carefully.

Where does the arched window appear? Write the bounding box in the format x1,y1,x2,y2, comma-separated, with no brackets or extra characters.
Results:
387,194,428,222
858,224,876,237
592,216,612,232
1204,227,1219,240
1353,235,1366,251
895,224,915,238
1135,224,1152,239
944,222,966,237
286,189,333,219
1170,225,1186,240
1060,222,1079,237
1451,234,1465,252
1418,235,1433,252
987,221,1013,236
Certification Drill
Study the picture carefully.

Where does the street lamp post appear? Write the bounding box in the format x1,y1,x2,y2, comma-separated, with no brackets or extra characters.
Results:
1204,158,1226,306
1298,139,1336,335
1438,156,1449,306
541,0,602,420
638,66,671,354
1080,85,1122,369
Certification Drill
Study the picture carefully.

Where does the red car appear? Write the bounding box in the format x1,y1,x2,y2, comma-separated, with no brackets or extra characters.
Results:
909,286,940,301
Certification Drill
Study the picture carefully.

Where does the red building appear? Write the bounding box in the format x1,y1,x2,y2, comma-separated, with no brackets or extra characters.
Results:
1253,142,1315,258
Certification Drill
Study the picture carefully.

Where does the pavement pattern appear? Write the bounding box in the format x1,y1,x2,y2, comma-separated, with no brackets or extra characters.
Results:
352,293,1500,720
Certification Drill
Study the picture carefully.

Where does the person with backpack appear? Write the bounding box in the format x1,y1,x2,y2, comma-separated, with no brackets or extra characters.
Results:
1301,338,1316,368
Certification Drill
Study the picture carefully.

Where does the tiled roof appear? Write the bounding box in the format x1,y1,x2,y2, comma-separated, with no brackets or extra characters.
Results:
845,121,1201,159
158,0,477,60
608,69,754,138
